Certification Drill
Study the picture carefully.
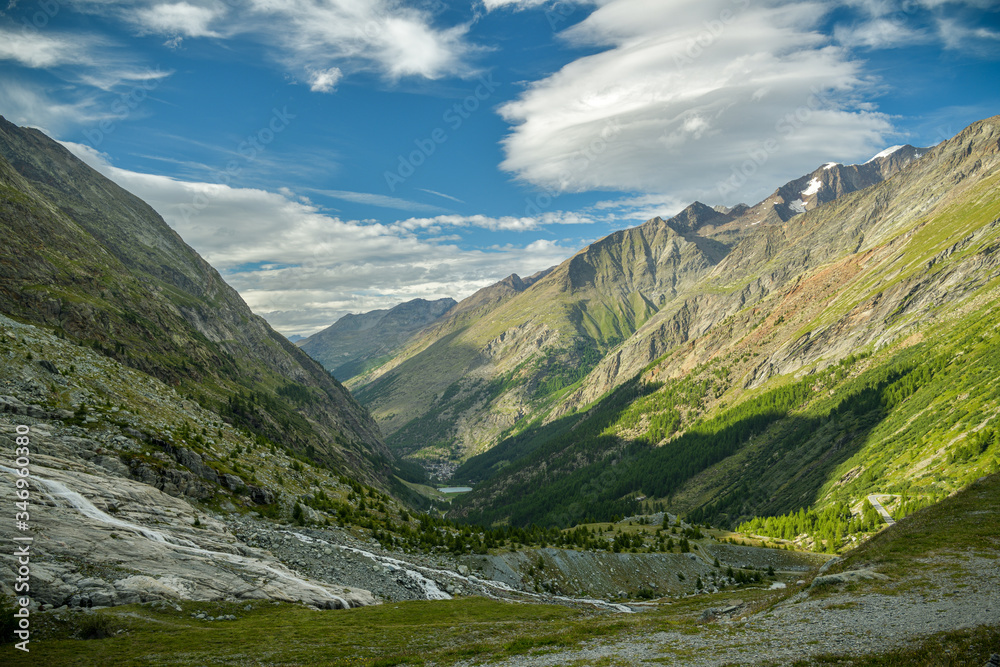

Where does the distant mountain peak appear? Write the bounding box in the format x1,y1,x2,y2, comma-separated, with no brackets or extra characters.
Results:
299,297,457,381
499,273,527,291
731,144,929,225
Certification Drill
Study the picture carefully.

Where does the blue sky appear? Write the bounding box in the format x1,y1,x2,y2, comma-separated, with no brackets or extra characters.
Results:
1,0,998,335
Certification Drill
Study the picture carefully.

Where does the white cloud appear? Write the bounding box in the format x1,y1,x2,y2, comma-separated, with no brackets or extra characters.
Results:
54,0,479,86
241,0,478,81
0,25,173,134
306,66,342,93
481,0,553,9
936,15,1000,52
915,0,999,8
497,0,894,205
0,80,109,135
479,0,596,12
132,2,222,38
61,140,573,335
589,193,685,222
418,188,465,203
833,18,930,48
75,65,173,92
837,0,1000,53
0,28,94,68
390,210,594,233
305,188,446,213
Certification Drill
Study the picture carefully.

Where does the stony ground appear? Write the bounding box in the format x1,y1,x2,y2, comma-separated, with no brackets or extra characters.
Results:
449,557,1000,666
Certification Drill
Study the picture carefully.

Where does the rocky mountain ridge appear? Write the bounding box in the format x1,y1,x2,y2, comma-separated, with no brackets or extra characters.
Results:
299,297,457,381
450,115,1000,529
340,135,935,470
557,131,983,414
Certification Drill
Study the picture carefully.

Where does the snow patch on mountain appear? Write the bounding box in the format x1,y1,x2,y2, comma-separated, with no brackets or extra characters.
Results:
801,178,822,197
788,199,807,214
822,162,839,170
865,145,904,163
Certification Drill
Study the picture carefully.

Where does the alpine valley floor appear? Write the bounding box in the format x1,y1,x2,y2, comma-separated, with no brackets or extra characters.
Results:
3,470,999,666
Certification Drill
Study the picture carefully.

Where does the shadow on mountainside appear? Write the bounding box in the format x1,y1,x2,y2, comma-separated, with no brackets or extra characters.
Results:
452,361,930,529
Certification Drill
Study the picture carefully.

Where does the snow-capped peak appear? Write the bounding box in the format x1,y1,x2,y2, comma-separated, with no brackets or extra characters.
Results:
822,162,839,170
865,145,905,164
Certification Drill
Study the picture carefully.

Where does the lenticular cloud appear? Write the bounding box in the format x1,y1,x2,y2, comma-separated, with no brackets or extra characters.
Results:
497,0,892,204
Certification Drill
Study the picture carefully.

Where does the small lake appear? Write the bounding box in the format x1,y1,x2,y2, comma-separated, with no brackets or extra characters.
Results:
437,487,473,493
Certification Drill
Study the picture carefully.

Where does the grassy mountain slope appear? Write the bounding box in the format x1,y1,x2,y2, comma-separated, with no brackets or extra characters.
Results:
299,297,456,381
351,216,738,465
0,117,390,485
450,115,1000,529
347,145,928,472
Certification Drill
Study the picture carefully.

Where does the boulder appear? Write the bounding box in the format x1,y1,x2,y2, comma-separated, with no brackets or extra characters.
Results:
249,486,274,505
221,474,244,491
37,359,60,374
817,557,841,574
810,569,888,588
0,395,28,415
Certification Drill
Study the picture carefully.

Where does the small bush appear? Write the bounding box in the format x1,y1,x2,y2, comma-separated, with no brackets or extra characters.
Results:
77,613,129,640
0,595,18,644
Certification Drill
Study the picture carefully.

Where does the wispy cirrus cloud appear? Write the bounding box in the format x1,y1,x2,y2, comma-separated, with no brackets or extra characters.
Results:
73,0,481,85
390,210,594,233
61,140,574,335
0,79,106,134
0,27,98,68
836,0,1000,52
0,21,172,132
305,188,448,213
418,188,465,203
936,15,1000,53
244,0,480,81
833,17,931,48
480,0,565,10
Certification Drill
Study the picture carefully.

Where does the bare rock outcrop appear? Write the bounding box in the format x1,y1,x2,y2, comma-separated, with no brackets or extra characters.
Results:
0,425,375,611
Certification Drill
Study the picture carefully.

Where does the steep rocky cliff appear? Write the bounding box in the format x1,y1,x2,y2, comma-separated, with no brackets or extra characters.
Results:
560,122,993,412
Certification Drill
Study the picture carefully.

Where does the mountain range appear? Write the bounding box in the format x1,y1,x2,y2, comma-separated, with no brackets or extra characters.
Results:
326,141,929,462
304,117,1000,531
1,111,996,536
299,297,457,382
